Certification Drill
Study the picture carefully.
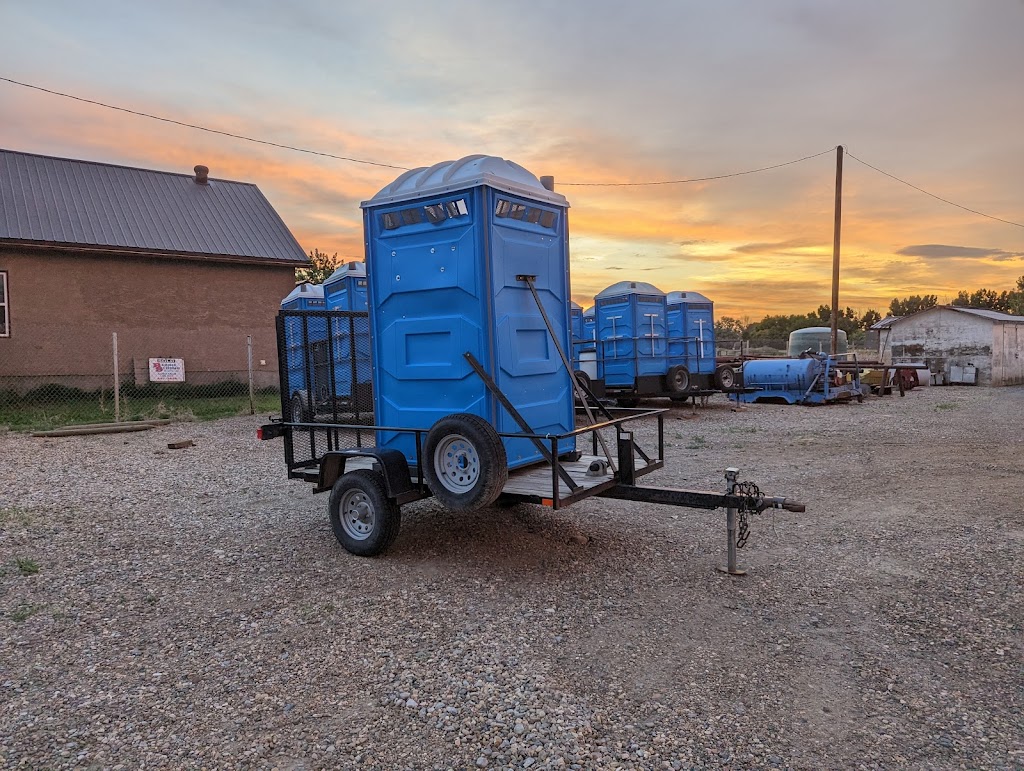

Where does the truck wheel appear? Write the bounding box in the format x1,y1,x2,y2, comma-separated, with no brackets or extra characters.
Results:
666,365,690,393
714,365,736,390
424,414,508,512
328,469,401,556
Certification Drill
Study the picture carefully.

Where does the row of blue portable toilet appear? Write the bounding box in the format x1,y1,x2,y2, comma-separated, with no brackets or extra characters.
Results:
570,282,717,390
280,262,370,419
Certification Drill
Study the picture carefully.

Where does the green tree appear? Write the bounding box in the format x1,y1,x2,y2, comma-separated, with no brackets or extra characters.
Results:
888,294,938,316
714,316,749,340
295,248,341,285
859,309,882,329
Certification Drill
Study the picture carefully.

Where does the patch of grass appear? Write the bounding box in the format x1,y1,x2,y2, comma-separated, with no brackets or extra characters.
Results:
686,435,708,450
0,507,34,526
726,426,758,434
935,402,960,411
15,558,39,576
0,391,280,432
10,603,44,622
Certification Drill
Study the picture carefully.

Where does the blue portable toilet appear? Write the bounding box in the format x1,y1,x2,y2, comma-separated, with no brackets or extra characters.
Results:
595,281,670,391
323,261,368,311
666,290,716,389
280,283,329,421
582,306,596,345
569,301,584,362
281,281,326,310
361,154,575,501
323,261,371,408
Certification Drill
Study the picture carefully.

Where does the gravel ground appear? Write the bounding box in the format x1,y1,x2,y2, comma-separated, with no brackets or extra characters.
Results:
1,385,1022,770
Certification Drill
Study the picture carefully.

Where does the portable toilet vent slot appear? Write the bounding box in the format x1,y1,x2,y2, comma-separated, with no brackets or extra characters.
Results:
361,154,575,489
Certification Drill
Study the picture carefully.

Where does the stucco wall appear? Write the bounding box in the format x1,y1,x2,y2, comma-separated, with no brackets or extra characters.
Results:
0,248,296,390
883,307,1024,386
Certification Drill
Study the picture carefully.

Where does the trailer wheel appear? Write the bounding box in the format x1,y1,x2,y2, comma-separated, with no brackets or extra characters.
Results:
666,365,690,393
328,469,401,557
714,365,736,390
289,392,311,423
573,370,592,394
424,414,508,512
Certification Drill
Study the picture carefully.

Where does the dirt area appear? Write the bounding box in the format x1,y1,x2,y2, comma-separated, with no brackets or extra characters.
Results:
1,385,1022,769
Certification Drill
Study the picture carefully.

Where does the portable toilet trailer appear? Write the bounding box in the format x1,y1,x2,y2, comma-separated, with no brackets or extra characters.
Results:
280,283,328,422
666,290,724,389
323,261,372,411
323,261,368,311
595,281,673,394
361,154,574,509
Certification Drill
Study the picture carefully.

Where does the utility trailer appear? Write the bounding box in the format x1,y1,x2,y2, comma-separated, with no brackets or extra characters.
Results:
260,310,805,575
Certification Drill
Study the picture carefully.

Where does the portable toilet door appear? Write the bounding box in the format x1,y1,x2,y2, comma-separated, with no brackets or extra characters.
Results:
666,290,716,388
595,281,669,391
279,283,330,422
361,154,575,504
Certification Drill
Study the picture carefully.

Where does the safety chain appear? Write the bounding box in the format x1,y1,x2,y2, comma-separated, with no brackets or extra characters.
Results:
732,481,764,549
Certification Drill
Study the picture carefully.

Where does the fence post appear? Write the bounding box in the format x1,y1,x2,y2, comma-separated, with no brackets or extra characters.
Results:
247,335,255,415
112,332,121,423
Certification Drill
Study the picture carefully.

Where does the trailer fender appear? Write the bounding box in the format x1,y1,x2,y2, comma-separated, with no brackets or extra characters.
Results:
316,449,413,498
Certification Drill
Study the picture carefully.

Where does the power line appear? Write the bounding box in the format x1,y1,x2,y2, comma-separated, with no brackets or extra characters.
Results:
846,151,1024,229
559,147,838,186
4,75,1022,228
0,76,410,171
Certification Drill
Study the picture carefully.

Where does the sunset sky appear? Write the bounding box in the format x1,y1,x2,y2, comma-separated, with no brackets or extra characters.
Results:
2,0,1022,319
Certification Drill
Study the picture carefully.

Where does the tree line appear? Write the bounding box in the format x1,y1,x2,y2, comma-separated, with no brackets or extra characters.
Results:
715,275,1024,343
295,251,1023,344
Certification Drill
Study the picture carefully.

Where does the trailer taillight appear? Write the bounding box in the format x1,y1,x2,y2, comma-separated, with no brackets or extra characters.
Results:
256,428,265,440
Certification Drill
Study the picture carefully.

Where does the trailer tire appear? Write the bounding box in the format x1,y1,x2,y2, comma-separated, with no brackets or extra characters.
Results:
289,392,311,424
328,469,401,557
666,365,690,394
573,370,592,394
714,365,736,390
424,414,508,512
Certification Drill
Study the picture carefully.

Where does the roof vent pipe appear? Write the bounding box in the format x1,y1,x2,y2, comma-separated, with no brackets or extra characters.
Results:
540,175,555,191
194,165,209,185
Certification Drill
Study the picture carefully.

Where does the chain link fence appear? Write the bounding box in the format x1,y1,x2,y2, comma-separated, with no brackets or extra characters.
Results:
0,333,281,432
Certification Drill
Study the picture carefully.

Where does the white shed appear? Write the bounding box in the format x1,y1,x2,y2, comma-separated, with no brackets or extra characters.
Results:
879,305,1024,386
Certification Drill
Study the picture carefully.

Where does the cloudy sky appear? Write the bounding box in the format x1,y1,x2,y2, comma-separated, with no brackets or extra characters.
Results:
2,0,1022,319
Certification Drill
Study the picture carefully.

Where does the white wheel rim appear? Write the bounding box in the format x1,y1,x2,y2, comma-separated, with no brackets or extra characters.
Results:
340,489,375,540
433,434,481,494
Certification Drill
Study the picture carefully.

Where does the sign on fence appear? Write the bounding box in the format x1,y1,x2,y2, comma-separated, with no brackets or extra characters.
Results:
148,358,185,383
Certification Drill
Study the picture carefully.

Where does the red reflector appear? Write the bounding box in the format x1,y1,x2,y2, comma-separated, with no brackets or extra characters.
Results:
256,428,264,440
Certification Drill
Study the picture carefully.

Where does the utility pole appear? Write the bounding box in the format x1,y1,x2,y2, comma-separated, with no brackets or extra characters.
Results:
830,145,844,355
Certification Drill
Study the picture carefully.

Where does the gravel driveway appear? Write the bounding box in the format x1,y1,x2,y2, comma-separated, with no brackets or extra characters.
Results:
1,386,1021,769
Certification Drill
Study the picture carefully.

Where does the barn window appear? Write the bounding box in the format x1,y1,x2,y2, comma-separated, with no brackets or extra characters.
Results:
0,271,7,337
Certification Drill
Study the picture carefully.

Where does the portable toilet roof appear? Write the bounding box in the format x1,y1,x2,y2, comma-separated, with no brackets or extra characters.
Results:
363,154,568,209
280,281,325,308
570,301,582,311
596,281,665,299
582,306,594,319
666,290,712,305
324,260,366,283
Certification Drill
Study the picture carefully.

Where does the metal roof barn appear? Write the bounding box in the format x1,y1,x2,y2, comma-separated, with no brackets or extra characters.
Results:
360,155,574,469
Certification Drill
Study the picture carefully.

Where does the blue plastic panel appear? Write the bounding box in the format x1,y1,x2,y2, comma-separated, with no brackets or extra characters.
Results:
667,299,715,376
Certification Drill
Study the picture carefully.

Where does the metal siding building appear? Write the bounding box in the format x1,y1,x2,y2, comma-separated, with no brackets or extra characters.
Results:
880,305,1024,386
0,148,307,390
